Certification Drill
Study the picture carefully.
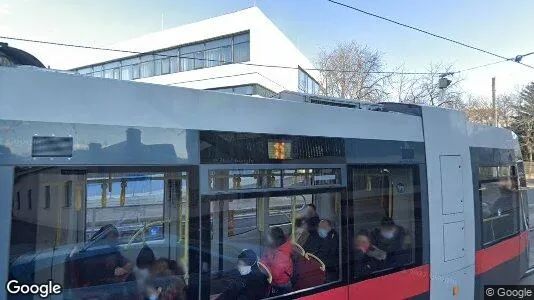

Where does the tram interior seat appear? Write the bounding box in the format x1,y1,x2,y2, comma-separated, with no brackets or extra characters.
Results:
293,249,326,290
257,261,273,296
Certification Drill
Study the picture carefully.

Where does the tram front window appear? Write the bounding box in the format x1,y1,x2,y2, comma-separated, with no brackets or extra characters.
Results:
8,167,191,299
208,191,342,299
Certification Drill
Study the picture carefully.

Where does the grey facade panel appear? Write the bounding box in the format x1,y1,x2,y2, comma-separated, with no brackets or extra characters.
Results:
0,120,199,166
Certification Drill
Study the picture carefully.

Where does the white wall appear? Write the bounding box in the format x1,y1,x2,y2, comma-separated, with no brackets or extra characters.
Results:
67,7,319,93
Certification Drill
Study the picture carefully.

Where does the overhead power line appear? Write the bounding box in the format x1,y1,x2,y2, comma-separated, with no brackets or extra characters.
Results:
325,0,534,70
0,35,435,75
0,35,531,76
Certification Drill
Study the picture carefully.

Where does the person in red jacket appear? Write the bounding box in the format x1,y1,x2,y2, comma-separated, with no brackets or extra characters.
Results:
261,227,294,296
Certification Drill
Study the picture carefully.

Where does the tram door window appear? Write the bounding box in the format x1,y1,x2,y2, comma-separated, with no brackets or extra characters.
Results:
479,166,520,246
351,166,421,279
208,189,342,299
8,167,192,299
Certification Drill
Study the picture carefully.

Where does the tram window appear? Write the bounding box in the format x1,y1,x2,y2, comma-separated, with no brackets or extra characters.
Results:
209,169,283,191
352,166,420,279
479,166,520,246
85,172,167,244
269,194,310,225
9,168,191,299
209,191,342,299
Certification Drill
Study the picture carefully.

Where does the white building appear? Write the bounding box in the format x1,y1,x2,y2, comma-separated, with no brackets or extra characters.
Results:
71,7,320,96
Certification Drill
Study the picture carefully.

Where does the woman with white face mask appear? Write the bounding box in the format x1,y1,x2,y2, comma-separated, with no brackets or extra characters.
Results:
217,249,268,300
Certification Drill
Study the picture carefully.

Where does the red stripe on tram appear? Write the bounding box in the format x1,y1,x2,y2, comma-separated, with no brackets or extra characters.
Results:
475,230,529,275
300,265,430,300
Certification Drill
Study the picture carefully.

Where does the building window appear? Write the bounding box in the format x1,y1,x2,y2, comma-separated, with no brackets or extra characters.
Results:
479,166,520,247
65,181,72,208
93,65,103,78
28,189,33,210
233,33,250,63
298,68,320,94
73,31,251,79
140,55,154,78
44,186,51,209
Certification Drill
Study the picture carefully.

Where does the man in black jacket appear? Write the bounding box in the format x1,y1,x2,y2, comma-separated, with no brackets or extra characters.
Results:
318,219,340,282
217,249,268,300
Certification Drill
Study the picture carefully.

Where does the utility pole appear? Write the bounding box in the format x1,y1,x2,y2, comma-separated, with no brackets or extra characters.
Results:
492,77,497,126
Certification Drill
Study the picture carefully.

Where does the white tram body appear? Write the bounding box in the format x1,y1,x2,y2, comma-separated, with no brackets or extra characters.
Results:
0,66,527,300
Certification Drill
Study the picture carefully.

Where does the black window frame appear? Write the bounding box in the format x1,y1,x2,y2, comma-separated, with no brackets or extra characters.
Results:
28,189,33,210
44,185,50,209
347,164,424,283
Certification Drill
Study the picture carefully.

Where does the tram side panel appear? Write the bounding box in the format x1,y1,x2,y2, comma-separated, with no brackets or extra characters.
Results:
420,106,476,300
470,147,527,299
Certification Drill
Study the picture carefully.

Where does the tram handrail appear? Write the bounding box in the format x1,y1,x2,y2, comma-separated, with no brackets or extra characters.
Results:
258,261,273,284
126,219,171,250
305,253,326,272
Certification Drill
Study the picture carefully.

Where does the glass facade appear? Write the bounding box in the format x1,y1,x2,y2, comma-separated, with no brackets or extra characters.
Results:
74,32,250,80
298,67,320,94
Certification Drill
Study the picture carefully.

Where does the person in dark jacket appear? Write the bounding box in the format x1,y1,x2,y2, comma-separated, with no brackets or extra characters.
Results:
371,217,405,254
370,217,408,268
353,230,386,278
302,214,322,255
317,219,340,282
303,204,321,229
217,249,268,300
293,218,309,247
74,224,133,287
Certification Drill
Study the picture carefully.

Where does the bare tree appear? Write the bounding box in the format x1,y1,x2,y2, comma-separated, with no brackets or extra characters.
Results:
463,94,494,125
511,82,534,161
392,62,464,109
315,41,390,102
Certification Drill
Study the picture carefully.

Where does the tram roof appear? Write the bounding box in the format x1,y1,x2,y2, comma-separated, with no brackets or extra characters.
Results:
1,66,424,142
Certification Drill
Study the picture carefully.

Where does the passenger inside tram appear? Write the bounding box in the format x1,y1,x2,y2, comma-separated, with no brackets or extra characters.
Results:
370,217,410,268
353,230,386,277
302,212,322,254
216,249,268,300
261,227,294,296
317,219,339,282
293,217,309,247
145,258,187,300
133,244,156,294
302,204,321,229
370,216,405,254
72,224,134,287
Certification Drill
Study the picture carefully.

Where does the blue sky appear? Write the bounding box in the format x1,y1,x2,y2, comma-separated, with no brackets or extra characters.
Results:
1,0,533,97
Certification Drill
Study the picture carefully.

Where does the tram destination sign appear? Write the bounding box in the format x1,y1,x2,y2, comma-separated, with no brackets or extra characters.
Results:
268,140,292,160
200,131,345,164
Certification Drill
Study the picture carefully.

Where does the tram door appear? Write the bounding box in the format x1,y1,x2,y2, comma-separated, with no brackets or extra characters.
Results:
7,166,198,300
